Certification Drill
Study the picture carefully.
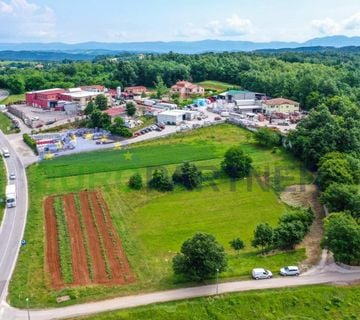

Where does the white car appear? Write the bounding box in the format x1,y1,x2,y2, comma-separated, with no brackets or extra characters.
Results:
252,268,273,280
280,266,300,276
9,173,16,180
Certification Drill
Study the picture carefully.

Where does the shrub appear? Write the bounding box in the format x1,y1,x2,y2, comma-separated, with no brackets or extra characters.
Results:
148,169,174,192
23,133,38,155
173,162,202,190
128,173,143,190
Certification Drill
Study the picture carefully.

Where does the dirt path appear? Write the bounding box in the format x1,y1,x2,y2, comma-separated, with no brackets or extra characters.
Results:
44,197,62,288
63,194,90,285
79,191,108,283
280,184,325,267
96,192,135,283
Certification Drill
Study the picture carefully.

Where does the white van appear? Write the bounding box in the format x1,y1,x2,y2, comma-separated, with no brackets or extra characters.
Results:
252,268,273,280
2,148,10,158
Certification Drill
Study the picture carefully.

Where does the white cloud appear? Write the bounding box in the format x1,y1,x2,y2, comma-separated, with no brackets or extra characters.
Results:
312,12,360,35
178,14,253,39
0,0,57,40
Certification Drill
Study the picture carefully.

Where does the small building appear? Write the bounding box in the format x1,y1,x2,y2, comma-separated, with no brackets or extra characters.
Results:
104,107,126,119
124,86,147,95
157,110,186,125
220,90,265,102
262,98,300,115
171,81,205,98
153,102,178,110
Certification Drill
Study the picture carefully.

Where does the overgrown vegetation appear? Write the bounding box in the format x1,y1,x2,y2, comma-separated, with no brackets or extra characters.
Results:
23,133,38,155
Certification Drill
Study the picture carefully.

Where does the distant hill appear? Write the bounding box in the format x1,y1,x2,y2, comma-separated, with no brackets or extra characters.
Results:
1,36,360,61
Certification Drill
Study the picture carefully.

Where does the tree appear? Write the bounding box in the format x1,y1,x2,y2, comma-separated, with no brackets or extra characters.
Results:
173,162,202,190
322,213,360,265
274,221,307,250
154,75,168,99
88,109,111,129
251,223,274,253
221,146,252,179
229,238,245,255
316,153,354,190
110,117,132,137
95,94,108,110
128,173,143,190
254,127,281,147
278,209,314,234
172,232,227,281
148,169,174,192
84,100,96,116
126,102,137,117
321,183,360,220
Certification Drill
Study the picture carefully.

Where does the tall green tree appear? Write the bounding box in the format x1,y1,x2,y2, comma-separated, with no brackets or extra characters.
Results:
251,223,274,253
173,232,227,281
221,146,252,179
126,102,137,117
95,94,109,110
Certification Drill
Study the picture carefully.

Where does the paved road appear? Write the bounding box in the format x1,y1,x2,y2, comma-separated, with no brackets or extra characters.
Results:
0,264,360,320
0,90,9,103
0,131,28,305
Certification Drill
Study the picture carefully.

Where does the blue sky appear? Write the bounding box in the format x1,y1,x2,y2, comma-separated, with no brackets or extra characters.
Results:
1,0,360,43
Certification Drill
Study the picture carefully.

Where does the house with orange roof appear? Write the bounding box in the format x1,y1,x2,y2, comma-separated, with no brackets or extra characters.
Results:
262,98,300,115
170,81,204,98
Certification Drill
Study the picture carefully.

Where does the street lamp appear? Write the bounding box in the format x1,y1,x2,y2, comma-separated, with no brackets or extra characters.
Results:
26,297,30,320
216,268,219,295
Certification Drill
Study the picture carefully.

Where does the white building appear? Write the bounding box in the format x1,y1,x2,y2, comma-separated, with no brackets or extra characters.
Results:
157,110,186,125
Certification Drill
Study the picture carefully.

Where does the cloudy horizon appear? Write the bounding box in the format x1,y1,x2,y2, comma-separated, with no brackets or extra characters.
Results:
0,0,360,43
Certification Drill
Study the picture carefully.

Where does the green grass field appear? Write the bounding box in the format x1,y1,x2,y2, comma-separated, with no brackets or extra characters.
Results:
73,285,360,320
196,81,240,92
9,124,313,308
0,112,13,134
0,93,25,105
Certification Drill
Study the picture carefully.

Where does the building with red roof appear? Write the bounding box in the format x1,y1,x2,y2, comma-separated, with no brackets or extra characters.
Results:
171,81,204,98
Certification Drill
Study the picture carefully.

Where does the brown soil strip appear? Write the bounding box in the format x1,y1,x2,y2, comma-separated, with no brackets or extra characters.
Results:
63,194,90,285
89,191,133,284
79,191,108,283
44,197,63,288
281,184,325,268
96,191,135,283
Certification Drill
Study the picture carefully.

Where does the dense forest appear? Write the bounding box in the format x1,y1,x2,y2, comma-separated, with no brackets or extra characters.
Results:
1,50,360,110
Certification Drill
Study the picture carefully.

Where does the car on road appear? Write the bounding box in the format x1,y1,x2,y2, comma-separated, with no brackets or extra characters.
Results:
2,148,10,158
280,266,300,276
9,173,16,180
252,268,273,280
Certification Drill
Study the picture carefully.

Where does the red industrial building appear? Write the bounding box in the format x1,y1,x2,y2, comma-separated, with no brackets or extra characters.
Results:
25,88,66,109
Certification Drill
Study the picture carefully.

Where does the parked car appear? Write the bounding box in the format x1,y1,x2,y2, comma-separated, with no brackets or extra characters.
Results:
252,268,273,280
134,132,141,137
9,173,16,180
280,266,300,276
214,116,222,121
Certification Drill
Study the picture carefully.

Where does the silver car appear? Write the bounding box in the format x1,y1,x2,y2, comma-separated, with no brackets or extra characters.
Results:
280,266,300,276
9,173,16,180
252,268,273,280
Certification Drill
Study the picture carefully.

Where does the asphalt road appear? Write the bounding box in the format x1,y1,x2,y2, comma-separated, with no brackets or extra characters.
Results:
0,130,28,304
0,266,360,320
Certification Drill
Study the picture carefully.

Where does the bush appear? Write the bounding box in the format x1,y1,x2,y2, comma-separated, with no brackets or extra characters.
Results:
148,169,174,192
254,127,281,147
128,173,143,190
173,232,227,281
23,133,38,155
251,223,274,253
173,162,202,190
274,221,307,250
278,209,314,234
221,146,252,179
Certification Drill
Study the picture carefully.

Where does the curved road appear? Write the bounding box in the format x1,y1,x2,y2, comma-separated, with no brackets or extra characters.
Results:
0,130,28,311
0,129,359,320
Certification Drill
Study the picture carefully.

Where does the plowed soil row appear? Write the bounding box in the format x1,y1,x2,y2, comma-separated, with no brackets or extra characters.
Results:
44,191,135,288
44,197,62,288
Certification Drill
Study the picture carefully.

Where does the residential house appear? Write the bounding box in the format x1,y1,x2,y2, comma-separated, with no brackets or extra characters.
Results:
262,98,300,115
171,81,204,98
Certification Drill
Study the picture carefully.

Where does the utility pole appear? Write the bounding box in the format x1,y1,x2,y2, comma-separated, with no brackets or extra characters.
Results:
216,268,219,295
26,297,30,320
